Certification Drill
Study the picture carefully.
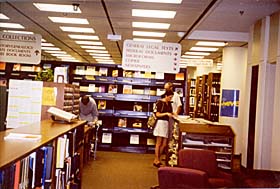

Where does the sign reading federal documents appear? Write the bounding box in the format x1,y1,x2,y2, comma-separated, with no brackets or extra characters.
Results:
220,89,240,118
122,40,181,73
181,59,213,67
0,31,42,64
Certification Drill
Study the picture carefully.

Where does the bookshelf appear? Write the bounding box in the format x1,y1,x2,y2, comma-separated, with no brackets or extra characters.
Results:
1,61,187,153
177,118,235,171
0,120,87,188
206,73,221,122
195,76,203,118
186,78,196,117
71,63,187,153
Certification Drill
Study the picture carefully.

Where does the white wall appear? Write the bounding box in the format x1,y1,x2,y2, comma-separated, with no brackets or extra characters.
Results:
219,47,247,155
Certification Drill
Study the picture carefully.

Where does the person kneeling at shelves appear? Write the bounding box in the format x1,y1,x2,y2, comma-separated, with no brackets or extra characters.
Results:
153,90,174,168
79,95,99,126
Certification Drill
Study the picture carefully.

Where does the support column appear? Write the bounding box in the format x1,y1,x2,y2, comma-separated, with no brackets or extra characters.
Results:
219,47,247,155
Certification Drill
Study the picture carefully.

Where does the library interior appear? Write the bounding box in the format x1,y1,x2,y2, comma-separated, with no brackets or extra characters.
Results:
1,0,280,188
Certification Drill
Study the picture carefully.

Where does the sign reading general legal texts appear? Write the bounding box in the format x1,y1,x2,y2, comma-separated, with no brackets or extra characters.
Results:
122,40,181,73
0,32,42,64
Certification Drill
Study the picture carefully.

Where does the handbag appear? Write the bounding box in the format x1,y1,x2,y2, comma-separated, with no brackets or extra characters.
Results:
147,113,157,129
147,101,164,129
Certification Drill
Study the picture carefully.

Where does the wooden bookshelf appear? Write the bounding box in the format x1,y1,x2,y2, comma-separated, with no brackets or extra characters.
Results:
0,120,86,188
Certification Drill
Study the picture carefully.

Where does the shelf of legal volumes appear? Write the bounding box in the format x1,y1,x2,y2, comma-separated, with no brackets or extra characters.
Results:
177,118,235,171
0,120,87,189
186,78,196,117
206,73,221,122
71,64,186,153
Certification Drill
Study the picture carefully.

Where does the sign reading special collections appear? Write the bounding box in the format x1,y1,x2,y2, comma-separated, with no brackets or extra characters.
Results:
122,40,181,73
0,31,42,64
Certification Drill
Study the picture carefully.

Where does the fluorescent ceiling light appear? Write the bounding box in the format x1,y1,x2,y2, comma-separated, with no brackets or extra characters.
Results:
41,43,54,47
132,9,176,18
60,26,95,33
0,23,24,29
85,50,108,53
190,47,218,52
131,0,182,4
75,41,103,45
196,41,227,47
0,13,9,19
52,54,71,57
69,34,99,40
80,45,106,50
44,51,67,54
181,55,204,59
90,53,111,57
33,3,81,13
41,47,61,51
48,17,89,24
41,38,46,42
132,22,170,29
3,30,33,34
92,56,112,60
185,52,210,56
133,31,166,37
133,38,162,42
96,59,114,61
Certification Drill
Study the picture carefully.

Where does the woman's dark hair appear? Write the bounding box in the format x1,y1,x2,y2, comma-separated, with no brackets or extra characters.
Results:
161,90,174,98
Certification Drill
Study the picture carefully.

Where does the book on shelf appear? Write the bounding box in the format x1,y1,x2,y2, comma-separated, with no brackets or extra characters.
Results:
112,69,118,77
133,104,143,112
0,62,5,70
88,84,96,92
86,66,95,75
13,64,21,71
118,118,127,127
130,134,139,144
123,70,133,77
108,84,117,93
47,107,78,122
99,67,108,76
133,71,142,78
75,66,85,75
98,100,106,110
123,85,132,94
144,87,150,95
99,85,106,93
102,132,112,143
132,119,142,128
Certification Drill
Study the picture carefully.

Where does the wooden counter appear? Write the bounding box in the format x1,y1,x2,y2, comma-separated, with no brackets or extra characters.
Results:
0,119,86,169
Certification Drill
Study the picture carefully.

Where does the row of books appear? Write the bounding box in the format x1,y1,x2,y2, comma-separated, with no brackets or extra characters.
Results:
0,146,53,189
101,132,155,145
74,66,184,80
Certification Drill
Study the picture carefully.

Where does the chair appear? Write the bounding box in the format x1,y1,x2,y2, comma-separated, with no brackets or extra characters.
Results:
157,149,233,188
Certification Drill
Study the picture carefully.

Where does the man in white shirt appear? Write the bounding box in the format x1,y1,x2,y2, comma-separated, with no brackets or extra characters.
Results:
79,95,98,125
164,82,182,115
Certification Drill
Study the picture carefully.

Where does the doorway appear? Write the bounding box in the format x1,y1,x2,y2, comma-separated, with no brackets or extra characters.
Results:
247,65,259,169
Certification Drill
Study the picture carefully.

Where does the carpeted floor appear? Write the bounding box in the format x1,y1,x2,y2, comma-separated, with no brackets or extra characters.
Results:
82,151,280,189
82,151,158,189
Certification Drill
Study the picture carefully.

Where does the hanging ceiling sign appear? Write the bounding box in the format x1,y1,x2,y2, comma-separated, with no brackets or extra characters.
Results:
181,59,213,67
122,40,181,73
0,31,42,64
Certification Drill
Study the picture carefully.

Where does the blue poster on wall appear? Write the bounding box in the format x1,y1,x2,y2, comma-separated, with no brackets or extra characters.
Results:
220,89,239,118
